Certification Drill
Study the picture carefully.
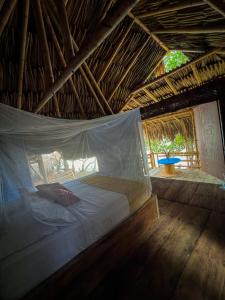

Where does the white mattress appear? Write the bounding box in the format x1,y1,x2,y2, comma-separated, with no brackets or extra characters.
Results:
0,180,129,300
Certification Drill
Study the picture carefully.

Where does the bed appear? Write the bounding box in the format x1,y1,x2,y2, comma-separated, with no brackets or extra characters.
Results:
0,175,153,300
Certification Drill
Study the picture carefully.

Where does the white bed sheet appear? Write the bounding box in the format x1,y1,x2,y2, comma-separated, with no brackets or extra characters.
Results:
0,180,129,300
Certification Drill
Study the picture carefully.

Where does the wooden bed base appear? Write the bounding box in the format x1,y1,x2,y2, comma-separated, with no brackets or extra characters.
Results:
23,194,159,300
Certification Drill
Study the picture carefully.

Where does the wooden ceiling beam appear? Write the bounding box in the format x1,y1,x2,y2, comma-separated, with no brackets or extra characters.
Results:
55,0,74,60
164,77,178,95
128,12,169,51
44,7,86,117
204,0,225,17
0,0,17,37
33,0,61,117
143,88,158,102
17,0,29,110
108,38,149,103
138,1,205,18
44,0,114,115
140,77,225,120
98,20,134,83
154,25,225,34
52,1,107,115
191,64,201,85
132,48,221,94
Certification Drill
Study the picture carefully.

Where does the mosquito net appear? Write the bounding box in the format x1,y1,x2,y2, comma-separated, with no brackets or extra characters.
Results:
0,103,151,225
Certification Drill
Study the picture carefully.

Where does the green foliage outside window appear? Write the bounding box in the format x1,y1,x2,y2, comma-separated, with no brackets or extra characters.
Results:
150,134,192,158
163,50,189,73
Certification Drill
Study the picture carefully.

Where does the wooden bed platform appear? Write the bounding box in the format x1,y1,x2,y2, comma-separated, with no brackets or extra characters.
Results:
23,194,159,300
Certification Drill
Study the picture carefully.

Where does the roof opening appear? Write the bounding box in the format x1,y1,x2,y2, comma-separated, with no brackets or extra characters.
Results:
163,50,189,73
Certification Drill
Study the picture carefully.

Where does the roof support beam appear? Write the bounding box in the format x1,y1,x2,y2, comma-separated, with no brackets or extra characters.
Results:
143,88,158,102
17,0,29,109
204,0,225,17
33,0,61,117
153,25,225,34
165,77,178,95
128,12,169,51
138,1,205,18
98,20,134,83
140,77,225,120
0,0,17,38
108,38,149,103
47,0,112,115
132,48,221,94
44,8,86,117
34,0,130,114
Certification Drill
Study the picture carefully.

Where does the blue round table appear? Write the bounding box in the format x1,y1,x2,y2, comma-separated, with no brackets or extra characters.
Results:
158,158,181,175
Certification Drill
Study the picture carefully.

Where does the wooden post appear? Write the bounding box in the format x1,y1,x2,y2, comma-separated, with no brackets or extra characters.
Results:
17,0,29,109
0,0,17,38
34,0,139,113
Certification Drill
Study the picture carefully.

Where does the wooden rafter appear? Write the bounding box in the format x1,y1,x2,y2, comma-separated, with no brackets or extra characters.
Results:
138,1,205,18
128,12,169,51
164,77,178,95
191,64,201,85
204,0,225,17
33,0,60,116
154,25,225,34
98,20,134,83
43,7,86,117
140,77,225,119
0,0,17,37
34,0,139,114
132,48,222,94
51,1,107,115
56,0,74,60
143,88,158,102
108,38,149,103
47,0,113,115
17,0,29,109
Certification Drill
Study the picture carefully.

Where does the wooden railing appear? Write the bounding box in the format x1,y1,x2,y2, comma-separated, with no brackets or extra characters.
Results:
147,151,200,169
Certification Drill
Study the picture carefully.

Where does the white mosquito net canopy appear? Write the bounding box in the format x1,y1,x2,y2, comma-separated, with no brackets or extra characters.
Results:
0,103,151,223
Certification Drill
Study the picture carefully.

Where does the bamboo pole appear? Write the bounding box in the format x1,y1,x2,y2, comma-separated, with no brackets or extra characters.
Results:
33,0,61,116
191,64,201,85
143,88,158,102
0,0,17,38
44,8,86,117
164,77,178,95
35,0,134,114
132,48,221,93
153,25,225,34
108,38,149,103
17,0,29,109
98,20,134,83
55,0,74,60
46,0,107,115
138,1,205,18
204,0,225,17
128,12,169,51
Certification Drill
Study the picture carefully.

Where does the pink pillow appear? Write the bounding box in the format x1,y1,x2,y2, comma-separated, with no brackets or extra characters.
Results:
36,183,80,206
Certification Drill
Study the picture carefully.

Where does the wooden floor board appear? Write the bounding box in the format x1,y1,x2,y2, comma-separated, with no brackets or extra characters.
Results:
85,200,219,300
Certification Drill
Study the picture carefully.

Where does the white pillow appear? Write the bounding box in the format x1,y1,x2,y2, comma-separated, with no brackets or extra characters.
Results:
28,192,77,226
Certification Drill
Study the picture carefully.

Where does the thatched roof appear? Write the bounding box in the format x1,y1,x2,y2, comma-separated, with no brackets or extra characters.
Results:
144,109,195,141
0,0,225,119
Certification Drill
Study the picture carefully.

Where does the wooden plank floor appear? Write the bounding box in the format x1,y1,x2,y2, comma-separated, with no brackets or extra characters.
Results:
79,199,225,300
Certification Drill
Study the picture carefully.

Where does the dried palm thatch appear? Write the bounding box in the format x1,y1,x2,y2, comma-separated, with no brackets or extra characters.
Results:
0,0,225,118
143,109,194,141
